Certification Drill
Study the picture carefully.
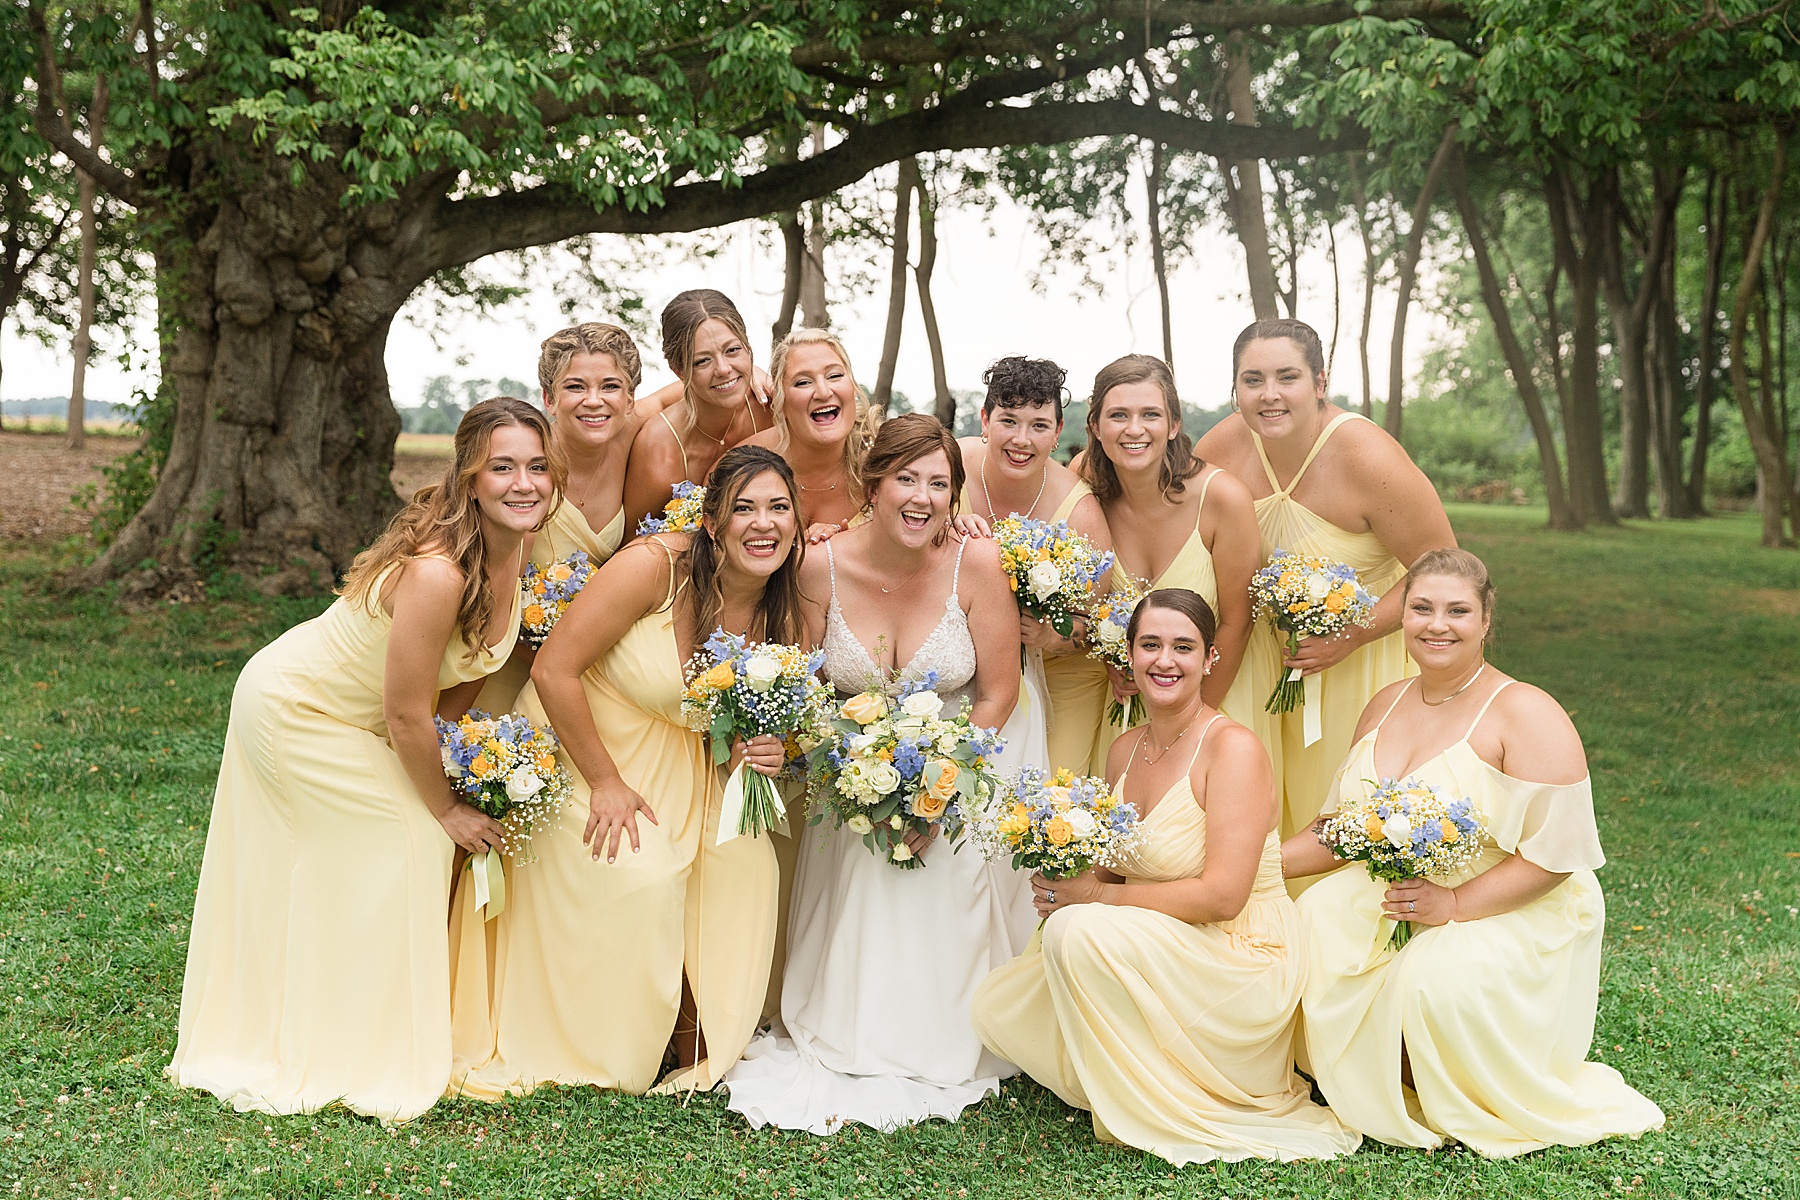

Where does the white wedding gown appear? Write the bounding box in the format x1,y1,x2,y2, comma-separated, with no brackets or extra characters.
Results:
724,540,1047,1133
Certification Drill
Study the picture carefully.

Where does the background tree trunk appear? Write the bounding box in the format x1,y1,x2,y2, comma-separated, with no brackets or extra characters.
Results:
1347,157,1377,417
1546,165,1620,526
67,72,108,451
1725,132,1795,548
1145,140,1173,366
1220,34,1278,320
1384,124,1458,440
798,126,831,329
770,128,803,343
872,157,916,415
913,172,954,429
1688,175,1728,512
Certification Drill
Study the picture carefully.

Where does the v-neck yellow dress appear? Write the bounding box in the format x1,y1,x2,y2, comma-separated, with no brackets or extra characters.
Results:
971,721,1361,1165
1097,468,1282,779
449,543,777,1098
1250,413,1415,841
169,558,519,1122
1297,682,1664,1157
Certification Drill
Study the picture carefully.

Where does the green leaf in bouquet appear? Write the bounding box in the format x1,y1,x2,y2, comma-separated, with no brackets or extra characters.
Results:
1054,613,1074,638
869,795,901,822
710,712,735,762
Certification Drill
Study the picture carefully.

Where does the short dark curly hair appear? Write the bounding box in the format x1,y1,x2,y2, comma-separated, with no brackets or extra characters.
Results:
982,356,1068,420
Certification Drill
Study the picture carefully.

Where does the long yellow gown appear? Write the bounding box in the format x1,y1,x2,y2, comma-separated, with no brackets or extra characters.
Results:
1038,482,1117,777
1097,468,1282,781
168,559,518,1122
448,557,777,1098
1250,413,1415,841
971,722,1362,1165
1297,682,1664,1157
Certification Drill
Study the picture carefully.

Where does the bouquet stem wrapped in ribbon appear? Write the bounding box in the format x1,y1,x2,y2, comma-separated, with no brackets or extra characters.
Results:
1249,550,1377,746
682,630,831,845
1316,776,1487,948
436,710,573,920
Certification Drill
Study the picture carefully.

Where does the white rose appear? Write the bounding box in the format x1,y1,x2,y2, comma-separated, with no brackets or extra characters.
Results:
743,651,784,693
441,747,465,778
893,716,927,740
891,842,914,862
866,761,902,795
1381,813,1414,849
1097,618,1125,646
1064,808,1099,840
848,732,879,756
845,814,873,835
935,731,961,755
1306,575,1332,602
505,768,545,801
901,690,944,719
1027,560,1063,602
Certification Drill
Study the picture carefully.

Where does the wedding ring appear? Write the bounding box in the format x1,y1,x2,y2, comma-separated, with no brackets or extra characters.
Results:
1046,890,1057,904
1408,901,1416,912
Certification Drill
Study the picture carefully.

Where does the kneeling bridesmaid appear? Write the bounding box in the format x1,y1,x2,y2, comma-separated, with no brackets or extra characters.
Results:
168,398,556,1122
1282,549,1664,1157
972,589,1360,1165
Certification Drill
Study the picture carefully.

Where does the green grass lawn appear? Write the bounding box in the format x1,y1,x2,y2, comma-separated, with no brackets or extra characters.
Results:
2,508,1796,1199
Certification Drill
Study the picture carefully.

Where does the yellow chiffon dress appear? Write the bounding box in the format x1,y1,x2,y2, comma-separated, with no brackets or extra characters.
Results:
169,558,519,1122
448,546,778,1098
1251,413,1414,840
1097,468,1281,780
1038,482,1117,777
1297,682,1664,1157
972,719,1361,1165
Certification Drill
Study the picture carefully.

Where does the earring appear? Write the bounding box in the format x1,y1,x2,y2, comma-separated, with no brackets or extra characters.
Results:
981,433,988,444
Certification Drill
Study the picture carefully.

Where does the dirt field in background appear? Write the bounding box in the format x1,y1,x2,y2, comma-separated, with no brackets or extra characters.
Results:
0,429,455,547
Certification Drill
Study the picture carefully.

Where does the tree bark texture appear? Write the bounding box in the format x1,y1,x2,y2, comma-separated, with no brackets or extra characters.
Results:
1220,34,1279,320
913,173,954,430
1689,168,1728,512
1384,123,1458,440
873,158,917,415
1545,165,1619,527
1347,157,1377,417
1725,133,1795,547
1145,141,1174,366
67,72,108,450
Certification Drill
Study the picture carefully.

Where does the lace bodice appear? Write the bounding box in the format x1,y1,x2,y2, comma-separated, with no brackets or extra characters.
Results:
822,539,977,703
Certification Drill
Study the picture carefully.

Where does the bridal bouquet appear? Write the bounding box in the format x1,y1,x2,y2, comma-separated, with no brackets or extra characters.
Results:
1249,550,1376,738
437,709,574,920
1082,573,1148,730
519,550,594,648
808,673,1006,869
1316,776,1487,948
973,767,1142,881
992,516,1115,640
636,481,706,536
681,629,831,844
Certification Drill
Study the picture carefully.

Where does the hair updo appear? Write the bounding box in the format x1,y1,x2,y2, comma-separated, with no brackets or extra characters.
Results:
1125,587,1218,653
1403,547,1495,619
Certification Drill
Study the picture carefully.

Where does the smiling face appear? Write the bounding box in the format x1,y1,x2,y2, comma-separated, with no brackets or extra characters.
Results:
981,400,1061,480
708,468,800,580
780,342,856,450
1095,380,1175,475
473,422,555,537
870,448,955,550
1233,336,1327,442
684,317,754,414
1129,604,1213,711
546,351,633,452
1402,573,1490,674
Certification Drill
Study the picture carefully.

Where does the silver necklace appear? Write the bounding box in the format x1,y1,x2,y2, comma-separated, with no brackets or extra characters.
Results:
980,454,1047,521
1136,721,1192,765
1420,662,1487,707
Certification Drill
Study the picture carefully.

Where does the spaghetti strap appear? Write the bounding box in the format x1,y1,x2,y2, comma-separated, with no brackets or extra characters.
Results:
659,409,690,479
949,537,967,598
644,535,681,607
1463,679,1516,741
1192,468,1218,531
1184,712,1226,774
825,539,839,606
1372,679,1416,731
1254,411,1366,497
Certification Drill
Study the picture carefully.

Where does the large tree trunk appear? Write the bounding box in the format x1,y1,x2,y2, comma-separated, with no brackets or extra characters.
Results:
1688,174,1727,512
67,72,108,451
769,128,803,343
1347,156,1377,417
1145,140,1173,366
1449,155,1578,530
872,157,916,415
798,125,830,329
913,172,954,430
1219,34,1278,320
1648,240,1693,517
1384,124,1458,440
1725,133,1795,548
1545,164,1619,527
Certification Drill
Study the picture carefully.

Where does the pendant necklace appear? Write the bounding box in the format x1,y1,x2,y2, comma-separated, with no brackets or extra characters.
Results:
980,455,1047,521
1136,720,1193,765
1421,662,1487,707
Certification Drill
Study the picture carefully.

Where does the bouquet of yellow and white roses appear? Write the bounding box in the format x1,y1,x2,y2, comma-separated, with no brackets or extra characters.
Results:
519,550,594,648
992,516,1115,641
1249,550,1377,743
1317,776,1487,948
436,709,574,919
636,481,705,536
808,672,1006,869
1082,573,1148,731
681,629,832,844
972,767,1142,883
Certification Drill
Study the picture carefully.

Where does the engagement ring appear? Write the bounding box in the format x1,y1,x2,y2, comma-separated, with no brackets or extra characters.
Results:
1046,890,1057,904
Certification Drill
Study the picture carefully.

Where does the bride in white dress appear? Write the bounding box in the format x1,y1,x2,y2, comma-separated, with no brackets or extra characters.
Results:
726,413,1045,1132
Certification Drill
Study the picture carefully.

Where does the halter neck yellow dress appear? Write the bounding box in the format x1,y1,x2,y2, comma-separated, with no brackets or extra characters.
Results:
169,558,519,1122
449,541,777,1098
971,720,1361,1165
1250,412,1414,841
1297,682,1664,1157
1097,468,1281,778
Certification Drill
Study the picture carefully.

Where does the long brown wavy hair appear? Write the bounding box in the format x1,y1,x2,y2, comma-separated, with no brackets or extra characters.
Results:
340,397,566,659
1080,353,1202,504
664,445,807,648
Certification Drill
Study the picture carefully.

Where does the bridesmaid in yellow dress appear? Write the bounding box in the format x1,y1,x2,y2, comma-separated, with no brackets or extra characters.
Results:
1282,549,1663,1156
168,398,558,1122
972,589,1361,1165
956,356,1114,776
743,327,878,543
622,290,775,532
1197,319,1455,844
449,446,809,1098
1077,355,1267,775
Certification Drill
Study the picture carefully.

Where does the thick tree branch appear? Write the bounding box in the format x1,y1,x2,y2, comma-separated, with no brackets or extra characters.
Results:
25,2,146,206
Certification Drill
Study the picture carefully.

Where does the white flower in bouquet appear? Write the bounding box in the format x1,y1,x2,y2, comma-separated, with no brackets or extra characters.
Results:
901,690,944,719
505,767,545,802
891,843,914,862
743,650,785,693
845,814,873,835
866,760,903,795
1307,575,1333,602
1064,807,1099,839
1027,560,1063,601
442,746,465,779
1381,812,1414,848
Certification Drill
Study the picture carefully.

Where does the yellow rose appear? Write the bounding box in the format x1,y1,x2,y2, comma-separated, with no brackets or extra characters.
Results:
1439,819,1459,843
1323,593,1346,614
923,758,960,803
699,662,736,691
523,603,548,627
912,788,948,821
840,691,889,724
536,753,558,774
1046,816,1074,846
470,754,494,778
1363,813,1385,841
997,811,1029,838
547,563,573,582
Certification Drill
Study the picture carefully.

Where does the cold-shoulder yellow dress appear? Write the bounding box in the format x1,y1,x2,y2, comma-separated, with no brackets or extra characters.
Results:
1251,413,1414,840
1097,468,1281,779
1297,682,1664,1157
972,718,1361,1165
169,559,519,1122
449,543,778,1097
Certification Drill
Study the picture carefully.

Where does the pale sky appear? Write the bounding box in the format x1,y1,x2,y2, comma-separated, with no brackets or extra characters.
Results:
2,187,1433,416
